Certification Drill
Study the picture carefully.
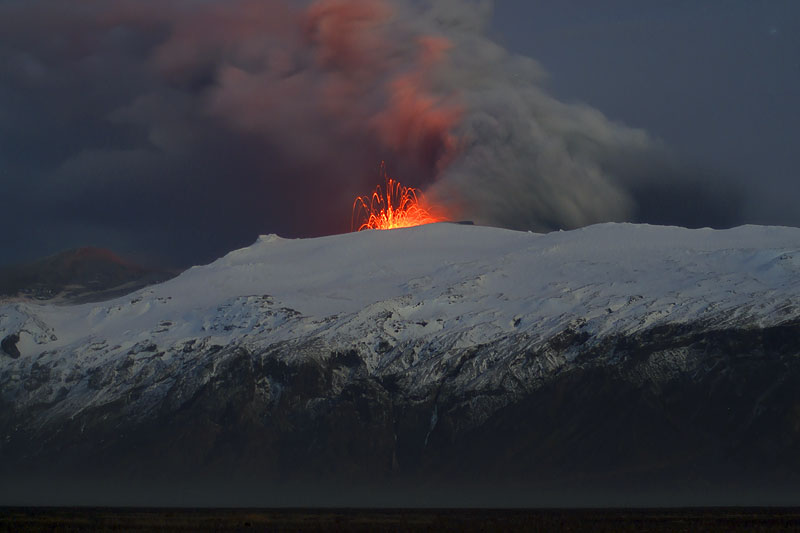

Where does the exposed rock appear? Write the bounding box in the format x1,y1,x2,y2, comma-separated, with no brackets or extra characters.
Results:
1,320,800,506
24,362,51,391
1,333,20,359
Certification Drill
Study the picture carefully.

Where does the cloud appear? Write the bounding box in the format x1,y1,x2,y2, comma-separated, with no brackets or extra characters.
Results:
0,0,744,265
407,0,743,231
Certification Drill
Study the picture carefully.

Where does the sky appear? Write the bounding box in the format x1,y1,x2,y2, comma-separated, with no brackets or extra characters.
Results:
491,0,800,227
1,0,798,268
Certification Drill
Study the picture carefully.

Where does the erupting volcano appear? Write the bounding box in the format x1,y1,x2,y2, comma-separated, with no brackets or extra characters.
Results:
352,166,447,231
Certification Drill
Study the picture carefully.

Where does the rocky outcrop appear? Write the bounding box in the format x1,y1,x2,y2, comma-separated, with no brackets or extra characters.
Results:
1,333,19,359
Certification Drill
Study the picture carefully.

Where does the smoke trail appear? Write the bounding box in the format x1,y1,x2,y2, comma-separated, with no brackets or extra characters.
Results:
403,0,738,230
0,0,742,265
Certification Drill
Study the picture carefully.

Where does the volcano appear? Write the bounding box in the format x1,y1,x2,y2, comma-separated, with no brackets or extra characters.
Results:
352,168,447,231
2,223,800,506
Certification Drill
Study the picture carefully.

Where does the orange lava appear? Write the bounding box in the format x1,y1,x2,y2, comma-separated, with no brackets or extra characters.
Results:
352,166,446,231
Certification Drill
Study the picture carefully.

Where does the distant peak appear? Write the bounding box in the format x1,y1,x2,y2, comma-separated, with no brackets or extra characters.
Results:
62,246,129,265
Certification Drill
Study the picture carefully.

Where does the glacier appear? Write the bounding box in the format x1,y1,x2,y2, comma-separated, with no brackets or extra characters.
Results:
2,222,800,506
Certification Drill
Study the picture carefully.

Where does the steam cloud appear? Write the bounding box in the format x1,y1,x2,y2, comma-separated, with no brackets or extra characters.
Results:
0,0,742,265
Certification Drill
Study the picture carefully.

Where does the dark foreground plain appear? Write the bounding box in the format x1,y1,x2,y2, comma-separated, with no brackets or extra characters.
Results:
2,507,800,532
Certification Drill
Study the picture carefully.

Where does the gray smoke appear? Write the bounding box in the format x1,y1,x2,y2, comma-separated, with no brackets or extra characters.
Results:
0,0,743,265
403,0,741,230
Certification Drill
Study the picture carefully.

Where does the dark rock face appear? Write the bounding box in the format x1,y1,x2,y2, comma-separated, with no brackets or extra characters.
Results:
1,334,20,359
2,321,800,506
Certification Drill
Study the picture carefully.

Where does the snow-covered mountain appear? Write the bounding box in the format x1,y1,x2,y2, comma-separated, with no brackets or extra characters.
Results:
2,223,800,506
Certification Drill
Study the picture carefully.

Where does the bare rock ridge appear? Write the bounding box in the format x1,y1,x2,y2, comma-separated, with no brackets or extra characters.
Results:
1,223,799,506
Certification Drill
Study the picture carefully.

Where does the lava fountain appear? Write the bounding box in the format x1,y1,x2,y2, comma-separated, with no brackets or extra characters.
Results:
352,165,447,231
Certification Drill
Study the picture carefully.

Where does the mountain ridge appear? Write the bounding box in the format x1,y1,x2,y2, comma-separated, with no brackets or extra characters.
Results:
0,246,176,304
1,222,799,506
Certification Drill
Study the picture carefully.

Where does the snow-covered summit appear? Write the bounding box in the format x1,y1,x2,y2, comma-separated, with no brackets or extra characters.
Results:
3,222,800,506
2,222,799,366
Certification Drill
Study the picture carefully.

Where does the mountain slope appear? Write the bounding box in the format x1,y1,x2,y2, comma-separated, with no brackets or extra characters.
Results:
1,223,800,506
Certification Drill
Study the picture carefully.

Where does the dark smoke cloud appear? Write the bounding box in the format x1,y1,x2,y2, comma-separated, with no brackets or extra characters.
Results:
0,0,744,266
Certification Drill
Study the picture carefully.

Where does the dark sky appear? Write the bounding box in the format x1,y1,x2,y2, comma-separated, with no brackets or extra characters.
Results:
491,0,800,227
2,0,798,268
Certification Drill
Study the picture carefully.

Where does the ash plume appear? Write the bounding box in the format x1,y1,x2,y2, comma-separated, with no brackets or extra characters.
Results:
0,0,742,265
